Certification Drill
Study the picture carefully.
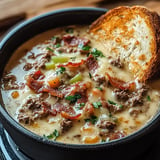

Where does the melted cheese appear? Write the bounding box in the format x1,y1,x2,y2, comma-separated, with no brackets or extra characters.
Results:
1,25,160,144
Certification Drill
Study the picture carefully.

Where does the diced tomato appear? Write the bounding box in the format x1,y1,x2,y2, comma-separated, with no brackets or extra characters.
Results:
106,73,136,90
61,111,81,120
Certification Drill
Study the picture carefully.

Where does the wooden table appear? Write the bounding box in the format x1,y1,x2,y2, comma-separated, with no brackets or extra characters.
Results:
0,0,160,37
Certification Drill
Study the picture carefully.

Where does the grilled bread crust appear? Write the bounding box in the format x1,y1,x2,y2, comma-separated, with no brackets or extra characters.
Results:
89,6,160,82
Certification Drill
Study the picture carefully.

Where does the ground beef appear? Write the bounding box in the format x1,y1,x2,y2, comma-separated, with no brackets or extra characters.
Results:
23,63,33,71
62,34,90,47
106,102,124,113
60,119,73,133
129,108,142,117
114,85,148,107
2,74,19,90
114,89,130,101
93,74,107,85
17,98,51,124
97,120,116,130
86,55,98,74
110,57,123,68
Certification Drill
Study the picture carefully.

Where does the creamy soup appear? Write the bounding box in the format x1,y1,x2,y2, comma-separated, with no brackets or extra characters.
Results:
1,25,160,144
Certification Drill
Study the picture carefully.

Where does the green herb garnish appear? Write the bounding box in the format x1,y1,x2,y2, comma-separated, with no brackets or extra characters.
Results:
95,87,103,91
43,129,59,140
89,48,105,58
147,95,151,101
46,47,54,52
78,44,91,51
77,103,85,110
92,102,102,108
84,115,98,124
56,67,66,74
54,43,61,48
89,73,92,78
65,94,81,104
108,100,123,109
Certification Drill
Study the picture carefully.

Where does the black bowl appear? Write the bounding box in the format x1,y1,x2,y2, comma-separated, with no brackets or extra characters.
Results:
0,7,160,160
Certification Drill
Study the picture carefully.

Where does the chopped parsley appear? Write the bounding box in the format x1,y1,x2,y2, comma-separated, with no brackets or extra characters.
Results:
54,43,61,48
92,102,102,108
65,27,74,33
78,44,91,51
89,73,92,78
95,87,103,91
56,67,66,74
108,100,123,109
147,95,151,101
65,94,81,104
43,129,59,140
84,115,98,124
46,47,54,52
77,103,85,110
89,48,105,58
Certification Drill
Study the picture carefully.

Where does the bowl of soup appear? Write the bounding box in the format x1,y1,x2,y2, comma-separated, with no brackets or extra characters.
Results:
0,7,160,160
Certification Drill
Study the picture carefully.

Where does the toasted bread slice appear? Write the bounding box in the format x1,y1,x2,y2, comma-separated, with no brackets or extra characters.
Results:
89,6,160,82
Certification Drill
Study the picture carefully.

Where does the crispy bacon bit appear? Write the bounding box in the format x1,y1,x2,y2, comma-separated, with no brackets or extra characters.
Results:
41,87,64,98
106,73,136,90
32,70,45,80
57,59,85,68
62,81,91,96
61,111,81,120
63,35,90,47
26,76,44,93
86,55,98,74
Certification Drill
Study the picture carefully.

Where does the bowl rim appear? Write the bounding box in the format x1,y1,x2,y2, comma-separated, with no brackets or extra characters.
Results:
0,7,160,150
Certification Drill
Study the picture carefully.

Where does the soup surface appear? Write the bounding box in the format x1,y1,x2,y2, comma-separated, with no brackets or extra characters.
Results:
1,25,160,144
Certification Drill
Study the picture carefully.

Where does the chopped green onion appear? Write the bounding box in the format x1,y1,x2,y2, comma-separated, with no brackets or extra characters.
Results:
51,56,69,64
69,73,82,84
